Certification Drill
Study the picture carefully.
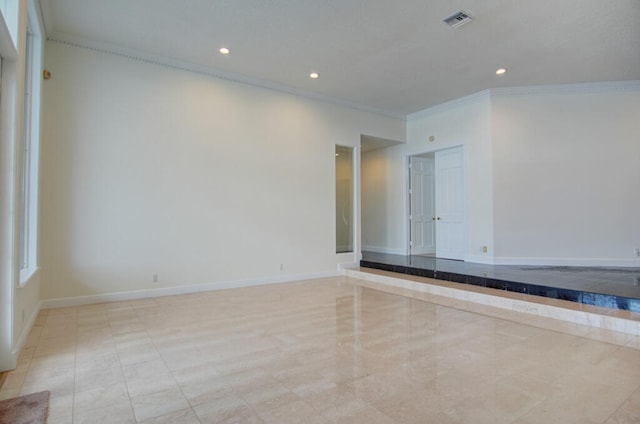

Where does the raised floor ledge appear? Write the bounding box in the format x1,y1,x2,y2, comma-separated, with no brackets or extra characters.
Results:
346,268,640,340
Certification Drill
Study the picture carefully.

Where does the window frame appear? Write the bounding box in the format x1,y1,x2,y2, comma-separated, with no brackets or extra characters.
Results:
18,0,43,286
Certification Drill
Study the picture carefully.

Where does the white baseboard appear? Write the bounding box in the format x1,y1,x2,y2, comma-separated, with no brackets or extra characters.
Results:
491,256,640,268
362,245,408,255
12,300,42,359
362,251,639,268
338,261,359,270
41,270,340,309
464,255,495,265
336,252,361,270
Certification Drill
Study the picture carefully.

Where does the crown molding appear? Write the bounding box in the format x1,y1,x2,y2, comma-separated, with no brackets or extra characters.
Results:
406,80,640,121
407,89,491,121
491,80,640,97
43,32,640,122
47,32,406,121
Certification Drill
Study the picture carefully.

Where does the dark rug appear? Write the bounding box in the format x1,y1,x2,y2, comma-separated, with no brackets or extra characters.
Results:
0,391,49,424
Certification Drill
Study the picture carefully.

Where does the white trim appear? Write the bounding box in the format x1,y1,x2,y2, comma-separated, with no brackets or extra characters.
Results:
338,261,359,270
12,298,41,359
407,90,490,121
336,251,360,270
491,256,640,268
33,0,49,35
346,269,640,336
18,265,38,287
353,144,361,258
46,34,406,121
464,255,495,265
407,81,640,122
362,245,408,255
40,270,340,309
405,155,412,256
491,80,640,97
360,253,639,268
18,0,44,289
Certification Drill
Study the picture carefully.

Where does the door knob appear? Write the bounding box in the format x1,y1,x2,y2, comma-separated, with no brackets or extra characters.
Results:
432,217,436,221
437,217,441,220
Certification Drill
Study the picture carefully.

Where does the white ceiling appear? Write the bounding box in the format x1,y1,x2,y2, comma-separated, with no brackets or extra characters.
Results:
39,0,640,117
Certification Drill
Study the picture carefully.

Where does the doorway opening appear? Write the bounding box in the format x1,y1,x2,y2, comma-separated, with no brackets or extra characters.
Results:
360,135,403,255
408,146,466,261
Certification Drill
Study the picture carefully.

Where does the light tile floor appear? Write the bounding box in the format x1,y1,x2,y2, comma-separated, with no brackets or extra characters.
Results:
1,276,639,423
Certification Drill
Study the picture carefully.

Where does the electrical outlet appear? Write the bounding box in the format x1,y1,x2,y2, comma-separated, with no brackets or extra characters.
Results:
635,247,640,257
153,274,159,283
280,264,284,271
481,245,488,253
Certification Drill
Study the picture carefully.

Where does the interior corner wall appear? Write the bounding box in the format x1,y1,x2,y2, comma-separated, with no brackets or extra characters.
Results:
40,41,405,301
361,146,406,254
363,92,494,260
491,86,640,266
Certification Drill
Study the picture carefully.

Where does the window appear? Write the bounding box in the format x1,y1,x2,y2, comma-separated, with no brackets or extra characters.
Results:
19,4,42,285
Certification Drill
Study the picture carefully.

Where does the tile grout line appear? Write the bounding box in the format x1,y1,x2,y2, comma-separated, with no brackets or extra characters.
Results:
114,304,147,424
72,307,79,424
143,306,203,424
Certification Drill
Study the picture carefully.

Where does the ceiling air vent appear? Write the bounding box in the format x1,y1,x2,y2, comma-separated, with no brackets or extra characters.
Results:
443,11,472,28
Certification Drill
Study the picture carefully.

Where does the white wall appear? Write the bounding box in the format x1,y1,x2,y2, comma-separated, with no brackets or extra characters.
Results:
40,41,405,301
491,84,640,265
362,92,493,259
362,147,403,254
362,82,640,267
408,94,495,262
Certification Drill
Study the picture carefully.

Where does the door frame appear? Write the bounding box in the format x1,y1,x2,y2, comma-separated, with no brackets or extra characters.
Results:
406,145,467,260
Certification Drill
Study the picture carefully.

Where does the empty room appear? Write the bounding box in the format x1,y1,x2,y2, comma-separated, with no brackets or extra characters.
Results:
1,0,639,423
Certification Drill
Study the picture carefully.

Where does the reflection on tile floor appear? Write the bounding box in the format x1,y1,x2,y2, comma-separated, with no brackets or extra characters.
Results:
361,252,640,312
1,276,639,423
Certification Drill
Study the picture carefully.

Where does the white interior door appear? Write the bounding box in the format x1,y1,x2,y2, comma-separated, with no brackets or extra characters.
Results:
409,156,435,255
435,148,465,260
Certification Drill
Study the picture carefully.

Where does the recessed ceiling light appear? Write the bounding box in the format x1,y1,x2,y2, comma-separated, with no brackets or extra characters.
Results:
496,68,507,75
219,47,230,55
309,72,319,79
